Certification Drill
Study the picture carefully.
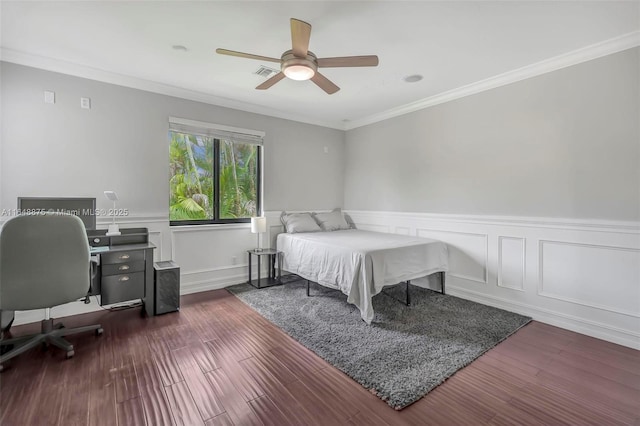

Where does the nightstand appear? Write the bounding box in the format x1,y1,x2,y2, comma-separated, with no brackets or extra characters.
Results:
247,249,282,289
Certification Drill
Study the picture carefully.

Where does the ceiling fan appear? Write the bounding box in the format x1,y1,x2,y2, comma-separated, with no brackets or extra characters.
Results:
216,18,379,95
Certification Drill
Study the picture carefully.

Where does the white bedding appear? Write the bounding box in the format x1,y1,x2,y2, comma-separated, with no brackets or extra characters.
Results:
277,229,449,323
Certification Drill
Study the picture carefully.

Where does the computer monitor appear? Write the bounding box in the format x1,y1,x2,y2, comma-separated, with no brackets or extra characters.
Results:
17,197,97,230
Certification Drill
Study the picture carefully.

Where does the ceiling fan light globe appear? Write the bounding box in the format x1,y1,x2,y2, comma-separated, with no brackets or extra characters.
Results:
284,64,315,81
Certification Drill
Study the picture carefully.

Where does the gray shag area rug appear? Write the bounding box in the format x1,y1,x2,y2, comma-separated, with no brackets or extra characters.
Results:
228,279,531,409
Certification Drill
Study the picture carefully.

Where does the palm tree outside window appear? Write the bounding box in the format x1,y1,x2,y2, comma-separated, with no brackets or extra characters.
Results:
168,119,262,225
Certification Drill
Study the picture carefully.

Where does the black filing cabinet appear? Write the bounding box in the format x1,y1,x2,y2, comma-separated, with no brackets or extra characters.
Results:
154,261,180,314
100,249,146,305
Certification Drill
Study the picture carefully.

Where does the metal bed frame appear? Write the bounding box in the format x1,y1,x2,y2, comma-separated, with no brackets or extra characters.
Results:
305,270,446,306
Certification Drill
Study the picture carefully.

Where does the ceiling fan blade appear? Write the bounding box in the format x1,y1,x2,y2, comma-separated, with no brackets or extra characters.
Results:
317,55,379,68
216,48,280,63
290,18,311,58
311,72,340,95
256,72,286,90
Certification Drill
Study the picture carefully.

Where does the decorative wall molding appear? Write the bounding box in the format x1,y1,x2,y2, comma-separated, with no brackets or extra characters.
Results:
395,226,410,236
148,230,163,261
11,209,640,350
417,228,489,285
181,273,246,295
345,31,640,130
344,210,640,234
538,240,640,318
498,236,526,291
447,286,640,350
0,213,169,227
357,223,390,233
268,224,284,249
345,210,640,349
96,214,168,225
181,263,248,278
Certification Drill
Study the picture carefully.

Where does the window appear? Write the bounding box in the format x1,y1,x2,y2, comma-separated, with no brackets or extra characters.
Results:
169,118,263,225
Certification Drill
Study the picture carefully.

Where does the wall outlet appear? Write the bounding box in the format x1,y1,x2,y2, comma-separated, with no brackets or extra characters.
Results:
44,91,55,104
232,256,237,265
80,97,91,109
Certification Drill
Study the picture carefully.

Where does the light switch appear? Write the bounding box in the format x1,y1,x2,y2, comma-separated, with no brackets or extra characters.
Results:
324,146,329,154
80,97,91,109
44,91,55,104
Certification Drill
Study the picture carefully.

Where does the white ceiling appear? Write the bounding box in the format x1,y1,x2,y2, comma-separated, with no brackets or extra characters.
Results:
1,1,639,129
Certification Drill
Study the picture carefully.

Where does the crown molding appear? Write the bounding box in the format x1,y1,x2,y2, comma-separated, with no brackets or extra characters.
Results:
0,48,345,130
2,31,638,132
344,31,640,130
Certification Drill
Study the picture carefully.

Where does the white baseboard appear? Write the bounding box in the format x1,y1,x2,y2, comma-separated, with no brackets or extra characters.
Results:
180,274,246,295
13,273,246,326
447,285,640,349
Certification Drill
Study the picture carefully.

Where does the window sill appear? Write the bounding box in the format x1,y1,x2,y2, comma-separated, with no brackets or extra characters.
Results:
170,223,251,232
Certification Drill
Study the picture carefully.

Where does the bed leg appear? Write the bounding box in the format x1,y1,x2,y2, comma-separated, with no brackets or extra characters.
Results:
306,280,310,297
406,281,411,306
440,271,446,294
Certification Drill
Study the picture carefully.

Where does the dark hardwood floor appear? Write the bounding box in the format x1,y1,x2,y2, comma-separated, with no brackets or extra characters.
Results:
0,288,638,425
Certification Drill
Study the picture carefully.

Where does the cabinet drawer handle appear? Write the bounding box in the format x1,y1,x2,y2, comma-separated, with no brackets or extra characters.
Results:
118,265,130,271
119,254,130,260
118,276,130,282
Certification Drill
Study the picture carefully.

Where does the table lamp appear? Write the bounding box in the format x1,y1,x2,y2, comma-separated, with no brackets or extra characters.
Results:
104,190,121,236
251,216,267,252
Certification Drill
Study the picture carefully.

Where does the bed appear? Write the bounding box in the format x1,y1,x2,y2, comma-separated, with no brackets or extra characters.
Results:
277,227,449,324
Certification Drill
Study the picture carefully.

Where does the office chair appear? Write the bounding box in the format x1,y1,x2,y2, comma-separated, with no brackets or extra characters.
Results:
0,213,103,371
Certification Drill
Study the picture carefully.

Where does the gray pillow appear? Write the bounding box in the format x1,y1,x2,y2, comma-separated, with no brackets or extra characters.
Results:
313,208,350,231
281,212,322,233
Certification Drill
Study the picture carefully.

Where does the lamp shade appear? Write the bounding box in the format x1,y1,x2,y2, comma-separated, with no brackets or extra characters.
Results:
250,216,266,234
104,190,118,201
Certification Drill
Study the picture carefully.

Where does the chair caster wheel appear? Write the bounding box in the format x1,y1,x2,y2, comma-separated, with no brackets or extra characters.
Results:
66,350,75,359
96,328,103,336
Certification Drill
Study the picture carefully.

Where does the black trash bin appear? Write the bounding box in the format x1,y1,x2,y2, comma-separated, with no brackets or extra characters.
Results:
154,261,180,314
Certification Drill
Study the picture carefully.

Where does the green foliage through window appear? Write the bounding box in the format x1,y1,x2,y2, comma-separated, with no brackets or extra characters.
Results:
169,131,259,224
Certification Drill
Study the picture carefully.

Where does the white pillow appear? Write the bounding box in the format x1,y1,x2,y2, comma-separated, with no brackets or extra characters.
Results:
313,208,350,231
281,212,322,233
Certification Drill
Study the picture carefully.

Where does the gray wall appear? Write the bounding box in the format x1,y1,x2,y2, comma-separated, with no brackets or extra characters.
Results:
344,47,640,221
3,47,638,222
0,62,345,215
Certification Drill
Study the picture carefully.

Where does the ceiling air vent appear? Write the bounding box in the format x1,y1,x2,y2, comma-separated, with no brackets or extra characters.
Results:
254,66,279,78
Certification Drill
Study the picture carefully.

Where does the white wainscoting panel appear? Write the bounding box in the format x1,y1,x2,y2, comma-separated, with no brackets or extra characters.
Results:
417,229,488,284
345,210,640,349
395,226,410,235
357,223,390,233
498,236,526,291
539,240,640,317
171,224,254,291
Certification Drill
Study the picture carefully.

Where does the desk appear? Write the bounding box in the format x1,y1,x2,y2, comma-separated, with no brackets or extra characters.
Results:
88,229,157,316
